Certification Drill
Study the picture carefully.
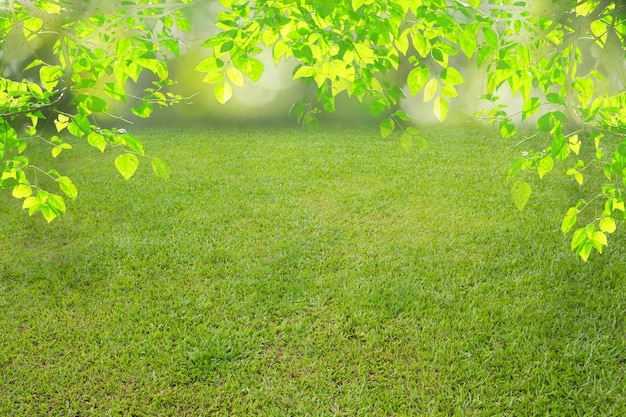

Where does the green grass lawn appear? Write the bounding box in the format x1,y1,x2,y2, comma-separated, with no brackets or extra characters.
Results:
1,124,625,416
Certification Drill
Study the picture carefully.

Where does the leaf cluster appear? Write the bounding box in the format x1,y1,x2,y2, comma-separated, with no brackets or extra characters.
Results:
1,0,186,221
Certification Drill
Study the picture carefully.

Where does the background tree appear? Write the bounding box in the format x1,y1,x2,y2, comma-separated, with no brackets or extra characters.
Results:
1,0,625,260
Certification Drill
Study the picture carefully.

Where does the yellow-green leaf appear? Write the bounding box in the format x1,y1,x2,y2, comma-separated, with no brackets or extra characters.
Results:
226,67,245,87
433,96,448,122
39,65,63,91
351,0,366,11
512,180,531,211
12,184,32,199
441,67,464,85
151,157,171,179
54,114,69,132
537,155,553,179
293,66,315,81
115,153,139,180
22,196,39,210
599,217,616,233
380,118,395,139
214,82,233,104
407,66,429,96
58,176,78,200
561,207,577,234
423,78,438,103
88,132,107,152
568,134,581,155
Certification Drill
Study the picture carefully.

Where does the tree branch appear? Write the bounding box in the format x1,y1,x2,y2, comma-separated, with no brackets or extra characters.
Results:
0,87,67,119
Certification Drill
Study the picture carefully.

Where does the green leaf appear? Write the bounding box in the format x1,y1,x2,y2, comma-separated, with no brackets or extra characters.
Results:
546,92,565,105
88,132,107,152
22,196,40,211
551,134,570,161
39,205,57,223
176,17,191,32
293,66,315,80
289,100,305,123
433,96,448,122
537,113,552,132
351,0,366,11
67,113,91,137
508,158,526,179
220,40,234,54
497,120,515,138
40,66,63,92
137,57,168,80
122,134,144,155
214,82,233,104
195,57,224,74
575,172,583,185
151,157,171,179
431,47,447,67
370,98,387,116
380,118,395,138
104,83,126,102
236,57,264,82
574,77,593,106
511,180,531,211
58,176,78,200
477,45,491,67
599,217,616,233
12,184,32,199
302,112,319,132
24,58,44,71
226,67,245,87
115,153,139,180
522,97,540,121
567,168,583,185
399,133,413,150
132,101,153,118
407,66,429,96
116,38,132,56
568,134,580,155
47,193,66,214
411,33,428,57
593,230,607,249
483,26,498,49
440,85,458,98
52,143,72,158
423,78,438,103
67,121,87,138
561,207,577,234
458,31,477,59
577,241,593,261
395,110,410,121
537,155,553,179
395,31,409,55
321,94,335,112
203,72,224,84
273,40,290,63
440,67,464,85
86,95,108,113
54,114,69,132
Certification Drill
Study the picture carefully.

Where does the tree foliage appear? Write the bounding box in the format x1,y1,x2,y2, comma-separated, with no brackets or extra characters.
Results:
0,0,188,221
1,0,625,260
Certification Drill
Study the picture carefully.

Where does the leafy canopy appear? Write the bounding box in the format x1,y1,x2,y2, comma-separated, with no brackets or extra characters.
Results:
1,0,625,260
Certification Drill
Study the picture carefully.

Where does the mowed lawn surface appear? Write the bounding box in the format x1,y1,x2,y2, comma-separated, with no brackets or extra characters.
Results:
1,125,625,416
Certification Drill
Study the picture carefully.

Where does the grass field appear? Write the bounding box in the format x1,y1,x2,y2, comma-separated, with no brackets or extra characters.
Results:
1,124,625,416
